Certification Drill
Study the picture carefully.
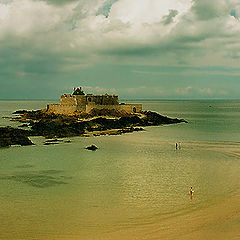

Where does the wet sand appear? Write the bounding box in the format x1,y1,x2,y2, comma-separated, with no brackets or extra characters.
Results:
58,192,239,240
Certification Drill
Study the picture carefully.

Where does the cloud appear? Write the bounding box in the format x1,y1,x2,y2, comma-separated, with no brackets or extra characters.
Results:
82,86,117,94
230,5,240,20
174,86,231,98
162,10,179,25
0,0,240,99
175,86,193,96
35,0,78,6
198,88,213,95
192,0,230,20
125,86,169,98
1,0,239,66
97,0,118,17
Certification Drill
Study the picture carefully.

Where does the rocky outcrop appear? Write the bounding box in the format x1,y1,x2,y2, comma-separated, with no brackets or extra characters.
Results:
0,127,33,147
1,109,187,147
86,145,98,151
28,113,185,138
30,119,85,138
142,111,188,125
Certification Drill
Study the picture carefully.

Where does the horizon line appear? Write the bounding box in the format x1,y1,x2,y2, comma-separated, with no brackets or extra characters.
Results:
0,98,240,101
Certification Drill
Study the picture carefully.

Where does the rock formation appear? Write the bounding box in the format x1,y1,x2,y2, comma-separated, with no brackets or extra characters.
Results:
1,108,187,147
0,127,33,147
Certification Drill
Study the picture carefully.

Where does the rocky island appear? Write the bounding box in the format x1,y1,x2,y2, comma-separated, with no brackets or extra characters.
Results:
0,88,187,147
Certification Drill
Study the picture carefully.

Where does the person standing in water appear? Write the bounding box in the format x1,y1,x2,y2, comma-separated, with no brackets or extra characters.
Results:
190,187,194,196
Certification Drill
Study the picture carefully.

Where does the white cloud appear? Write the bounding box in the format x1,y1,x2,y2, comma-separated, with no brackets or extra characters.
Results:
175,86,193,95
1,0,240,69
198,88,213,95
0,0,76,37
0,0,193,47
175,87,217,97
0,3,9,20
110,0,192,25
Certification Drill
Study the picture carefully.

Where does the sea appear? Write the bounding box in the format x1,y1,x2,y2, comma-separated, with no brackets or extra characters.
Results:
0,100,239,240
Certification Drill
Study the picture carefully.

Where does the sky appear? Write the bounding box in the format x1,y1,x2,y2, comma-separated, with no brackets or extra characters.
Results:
0,0,240,99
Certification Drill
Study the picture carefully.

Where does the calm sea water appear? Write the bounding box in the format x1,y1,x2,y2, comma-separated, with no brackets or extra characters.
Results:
0,100,239,240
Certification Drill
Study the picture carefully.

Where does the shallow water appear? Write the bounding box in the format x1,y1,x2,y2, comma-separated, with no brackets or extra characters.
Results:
0,100,239,240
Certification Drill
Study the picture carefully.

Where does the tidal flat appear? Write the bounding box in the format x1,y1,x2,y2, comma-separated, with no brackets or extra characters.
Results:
0,100,239,240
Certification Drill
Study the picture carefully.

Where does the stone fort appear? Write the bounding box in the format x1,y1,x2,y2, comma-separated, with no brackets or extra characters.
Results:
47,87,142,115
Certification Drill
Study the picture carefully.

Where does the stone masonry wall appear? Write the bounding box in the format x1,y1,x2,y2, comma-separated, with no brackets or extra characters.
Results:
47,93,141,115
119,104,142,113
60,95,77,105
60,94,119,106
75,95,87,106
85,103,142,113
47,104,78,115
86,95,119,105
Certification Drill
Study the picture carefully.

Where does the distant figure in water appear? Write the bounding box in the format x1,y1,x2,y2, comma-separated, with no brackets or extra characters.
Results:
190,187,194,196
176,143,178,150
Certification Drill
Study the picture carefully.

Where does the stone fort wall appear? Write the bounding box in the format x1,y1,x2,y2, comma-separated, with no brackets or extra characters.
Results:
60,95,77,105
86,94,119,105
47,103,142,114
47,104,80,115
85,103,142,113
46,92,142,114
60,94,119,106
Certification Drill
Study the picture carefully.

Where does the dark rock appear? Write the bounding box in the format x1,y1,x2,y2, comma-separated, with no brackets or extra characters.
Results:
0,127,33,147
86,145,98,151
13,110,28,115
8,109,187,142
45,139,63,143
133,127,144,131
44,142,60,145
142,111,187,125
44,138,70,145
82,108,130,118
93,134,101,136
19,124,29,128
30,119,85,138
